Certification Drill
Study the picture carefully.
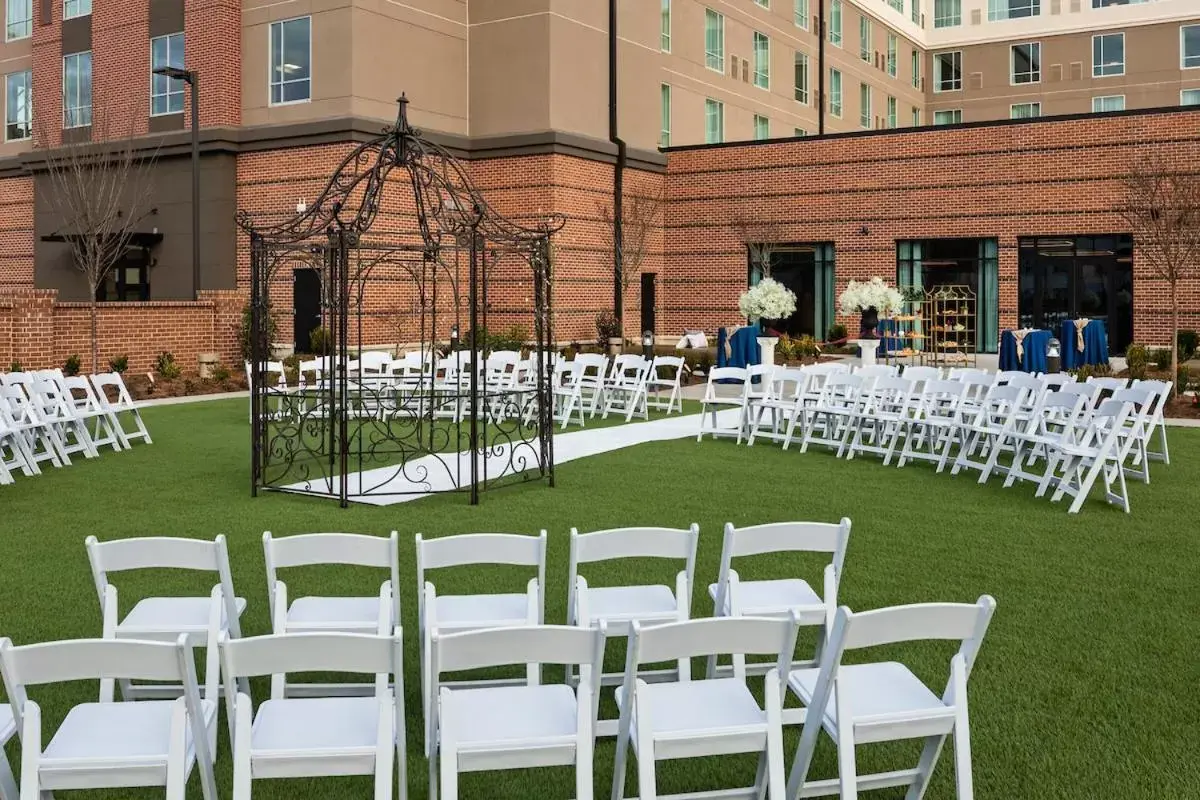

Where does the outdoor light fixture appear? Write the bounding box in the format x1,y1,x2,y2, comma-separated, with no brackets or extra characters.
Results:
642,330,654,359
296,199,307,214
450,324,460,348
1046,336,1061,373
858,225,871,236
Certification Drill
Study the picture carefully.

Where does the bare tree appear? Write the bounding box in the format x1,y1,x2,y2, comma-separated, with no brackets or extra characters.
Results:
730,208,787,280
38,108,161,371
599,191,662,329
1119,156,1200,382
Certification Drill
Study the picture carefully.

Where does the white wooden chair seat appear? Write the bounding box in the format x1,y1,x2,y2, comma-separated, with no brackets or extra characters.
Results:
42,699,217,785
615,677,768,744
788,662,946,736
282,597,383,632
707,577,823,620
118,596,247,639
433,593,532,629
248,696,381,773
442,684,579,752
578,584,679,626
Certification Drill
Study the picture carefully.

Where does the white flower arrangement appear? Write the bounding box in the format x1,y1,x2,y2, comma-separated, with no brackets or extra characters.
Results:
738,278,798,321
838,277,904,315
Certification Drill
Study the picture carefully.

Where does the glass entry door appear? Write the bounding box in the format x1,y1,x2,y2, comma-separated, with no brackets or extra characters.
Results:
896,238,999,352
752,244,835,339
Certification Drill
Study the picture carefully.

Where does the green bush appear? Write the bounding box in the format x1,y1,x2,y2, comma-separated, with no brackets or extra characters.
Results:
63,354,81,376
1178,329,1198,363
308,325,333,356
211,363,231,382
1177,365,1191,396
1124,344,1149,380
1072,363,1114,382
237,303,279,362
457,326,528,353
107,354,129,374
1152,348,1172,371
154,351,181,380
826,323,848,343
595,310,621,344
8,361,21,372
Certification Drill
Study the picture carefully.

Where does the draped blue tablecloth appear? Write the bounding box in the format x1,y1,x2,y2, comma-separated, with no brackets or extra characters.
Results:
717,326,761,381
1060,319,1109,369
877,320,899,357
999,329,1051,373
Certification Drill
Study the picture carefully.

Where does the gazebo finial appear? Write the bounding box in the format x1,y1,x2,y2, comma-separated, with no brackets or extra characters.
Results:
396,93,409,132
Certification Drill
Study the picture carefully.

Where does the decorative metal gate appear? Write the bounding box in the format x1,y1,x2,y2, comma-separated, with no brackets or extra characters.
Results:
237,95,562,507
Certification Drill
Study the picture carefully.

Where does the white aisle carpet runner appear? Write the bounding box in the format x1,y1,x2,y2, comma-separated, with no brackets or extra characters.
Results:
281,408,741,506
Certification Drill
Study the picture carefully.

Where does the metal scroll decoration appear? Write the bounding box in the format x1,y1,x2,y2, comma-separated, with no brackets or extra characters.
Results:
237,94,564,507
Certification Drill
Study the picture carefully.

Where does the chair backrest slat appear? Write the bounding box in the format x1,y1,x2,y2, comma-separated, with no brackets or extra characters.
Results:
726,519,850,558
87,535,222,573
416,531,546,570
570,525,698,563
840,599,996,651
221,632,396,679
434,625,603,674
1,637,185,687
633,616,798,666
265,531,398,569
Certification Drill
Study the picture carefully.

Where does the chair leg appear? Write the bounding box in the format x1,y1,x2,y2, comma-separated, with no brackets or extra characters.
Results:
953,720,975,800
904,734,948,800
836,727,858,800
637,750,658,800
0,747,17,800
576,736,595,800
233,699,252,800
440,744,458,800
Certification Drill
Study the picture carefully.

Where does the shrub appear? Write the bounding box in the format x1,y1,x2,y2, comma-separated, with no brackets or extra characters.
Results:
1151,348,1172,371
237,303,279,362
211,363,231,382
155,351,181,380
308,325,333,355
8,360,21,372
107,354,129,374
63,354,81,376
1124,344,1149,381
826,323,848,343
1072,363,1114,382
595,310,621,344
1177,365,1191,397
1178,329,1198,363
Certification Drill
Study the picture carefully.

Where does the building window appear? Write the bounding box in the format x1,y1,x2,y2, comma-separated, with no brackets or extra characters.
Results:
62,0,88,19
753,32,770,88
755,0,768,6
1011,42,1041,85
705,9,724,72
5,0,30,41
934,51,962,92
934,108,962,124
887,95,897,128
661,0,671,51
911,49,920,88
1183,88,1200,105
150,33,185,116
5,70,30,141
988,0,1039,21
1093,33,1124,76
934,0,961,27
270,16,311,105
1092,95,1124,113
795,0,809,28
829,68,843,116
912,106,921,126
659,84,670,147
860,82,871,128
1011,102,1041,118
794,51,809,103
754,114,770,139
794,127,807,136
1182,25,1200,69
859,17,871,62
886,34,897,77
1092,0,1150,5
829,0,843,46
62,51,91,128
705,97,723,143
887,0,902,11
97,256,151,302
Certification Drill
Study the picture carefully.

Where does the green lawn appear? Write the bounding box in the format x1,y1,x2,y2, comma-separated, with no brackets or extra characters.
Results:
2,397,1198,799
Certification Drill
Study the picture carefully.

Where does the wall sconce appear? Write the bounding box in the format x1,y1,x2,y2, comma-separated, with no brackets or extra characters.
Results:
296,199,307,214
858,225,871,236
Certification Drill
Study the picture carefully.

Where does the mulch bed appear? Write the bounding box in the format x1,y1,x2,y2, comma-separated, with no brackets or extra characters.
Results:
123,371,249,401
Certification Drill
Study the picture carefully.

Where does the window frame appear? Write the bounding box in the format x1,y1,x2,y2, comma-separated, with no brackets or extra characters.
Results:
1091,94,1125,113
150,32,186,117
5,0,31,41
755,0,769,7
795,0,809,29
705,9,725,73
887,33,897,77
1181,24,1200,70
661,0,671,52
704,97,724,144
887,95,897,128
859,81,871,128
754,114,770,140
1182,88,1200,106
911,106,920,126
859,16,871,62
934,0,961,28
829,68,843,117
911,0,921,24
269,16,312,106
62,0,89,20
794,49,810,104
1010,41,1041,86
829,0,843,46
1010,101,1042,119
753,31,770,89
933,109,962,125
659,83,671,148
911,48,920,88
934,50,962,93
1092,32,1125,77
5,69,30,142
62,50,92,129
794,127,807,137
988,0,1040,21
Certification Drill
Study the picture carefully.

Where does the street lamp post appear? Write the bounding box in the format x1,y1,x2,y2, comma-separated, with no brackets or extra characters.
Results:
152,66,199,300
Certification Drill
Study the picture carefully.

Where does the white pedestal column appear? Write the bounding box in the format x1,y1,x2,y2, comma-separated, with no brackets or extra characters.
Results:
757,337,777,367
850,338,879,368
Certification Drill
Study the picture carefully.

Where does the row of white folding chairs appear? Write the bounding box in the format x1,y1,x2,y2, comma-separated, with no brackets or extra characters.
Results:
0,370,151,485
552,353,685,429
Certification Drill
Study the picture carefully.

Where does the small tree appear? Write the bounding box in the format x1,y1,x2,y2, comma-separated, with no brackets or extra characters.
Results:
1119,156,1200,384
730,208,787,281
599,191,662,331
38,108,161,371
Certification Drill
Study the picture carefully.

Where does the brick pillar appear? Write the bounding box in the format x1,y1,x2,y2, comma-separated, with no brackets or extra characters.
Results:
6,289,58,368
202,289,245,365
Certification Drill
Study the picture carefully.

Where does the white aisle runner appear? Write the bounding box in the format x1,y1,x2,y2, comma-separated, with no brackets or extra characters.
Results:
281,409,740,506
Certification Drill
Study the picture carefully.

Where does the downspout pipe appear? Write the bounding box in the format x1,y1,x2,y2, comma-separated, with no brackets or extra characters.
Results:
609,0,626,327
818,0,826,135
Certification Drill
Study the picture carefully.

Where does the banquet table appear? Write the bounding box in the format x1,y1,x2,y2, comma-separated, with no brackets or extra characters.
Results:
1060,319,1109,370
998,329,1052,373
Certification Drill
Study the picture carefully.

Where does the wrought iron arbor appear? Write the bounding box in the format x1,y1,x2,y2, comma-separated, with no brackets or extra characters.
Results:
237,95,563,507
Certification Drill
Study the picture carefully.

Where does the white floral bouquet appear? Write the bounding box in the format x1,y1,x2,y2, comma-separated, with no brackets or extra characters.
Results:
838,277,904,315
738,278,797,321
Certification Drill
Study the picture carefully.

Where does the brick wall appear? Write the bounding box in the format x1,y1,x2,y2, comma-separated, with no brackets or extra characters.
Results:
0,177,34,289
662,109,1200,348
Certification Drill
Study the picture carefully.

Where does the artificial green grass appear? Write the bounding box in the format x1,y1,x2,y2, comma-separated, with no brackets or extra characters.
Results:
2,397,1198,799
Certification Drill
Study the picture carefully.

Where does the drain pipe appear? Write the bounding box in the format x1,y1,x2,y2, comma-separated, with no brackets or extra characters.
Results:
818,0,826,135
609,0,626,327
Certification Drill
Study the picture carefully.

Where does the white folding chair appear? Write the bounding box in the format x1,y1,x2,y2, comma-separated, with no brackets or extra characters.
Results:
1056,378,1101,410
950,383,1030,479
85,534,248,701
843,375,916,463
1000,390,1091,489
1037,398,1133,513
63,374,125,452
263,530,400,695
697,366,748,441
1130,378,1172,465
603,356,652,422
786,597,997,800
1086,375,1130,395
895,379,969,473
799,373,867,456
646,355,685,414
0,703,12,800
0,635,218,800
415,531,546,740
552,360,588,429
0,394,45,481
706,519,851,690
1109,387,1158,484
612,616,801,800
220,631,405,800
30,375,98,460
1,383,68,470
747,367,812,447
900,365,941,393
567,524,699,737
1038,372,1073,391
91,372,153,445
429,625,606,800
572,353,609,417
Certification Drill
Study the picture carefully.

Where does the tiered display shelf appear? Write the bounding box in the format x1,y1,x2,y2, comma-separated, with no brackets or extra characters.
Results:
924,285,976,367
882,287,926,365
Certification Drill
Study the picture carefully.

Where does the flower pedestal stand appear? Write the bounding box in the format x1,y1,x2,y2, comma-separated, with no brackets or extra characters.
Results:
850,338,880,368
757,336,777,367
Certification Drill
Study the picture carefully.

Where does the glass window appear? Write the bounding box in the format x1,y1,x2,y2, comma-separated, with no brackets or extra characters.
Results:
62,51,91,128
754,114,769,139
860,82,871,128
1182,88,1200,105
270,16,311,104
62,0,88,19
911,49,920,88
829,0,842,46
5,70,30,141
795,0,809,28
859,16,871,62
829,68,843,116
887,0,903,11
705,9,724,72
150,33,185,116
934,51,962,92
1011,102,1041,118
1093,33,1124,77
911,0,921,24
912,106,921,126
934,108,962,124
705,97,723,143
661,0,671,51
1182,25,1200,69
989,0,1039,20
1011,42,1040,84
659,84,670,148
1092,0,1150,5
887,34,897,77
755,0,768,6
794,127,807,136
794,51,809,104
934,0,961,27
6,0,30,40
753,32,770,88
887,95,897,128
1092,95,1124,112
